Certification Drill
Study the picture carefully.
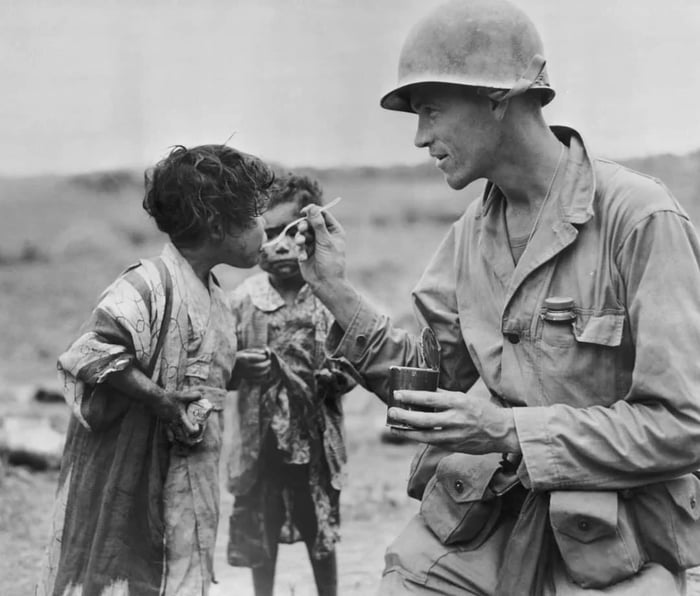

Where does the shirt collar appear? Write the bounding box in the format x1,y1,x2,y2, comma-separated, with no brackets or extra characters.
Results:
246,272,313,313
160,242,215,331
482,125,595,226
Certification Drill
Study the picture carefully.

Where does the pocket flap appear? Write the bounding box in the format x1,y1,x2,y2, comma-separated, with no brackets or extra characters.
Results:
550,491,618,543
407,444,453,500
435,452,502,503
573,313,625,347
185,357,211,381
665,475,700,521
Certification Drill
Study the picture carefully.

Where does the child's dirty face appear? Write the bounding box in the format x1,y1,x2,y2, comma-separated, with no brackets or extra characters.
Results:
260,202,303,280
221,217,265,269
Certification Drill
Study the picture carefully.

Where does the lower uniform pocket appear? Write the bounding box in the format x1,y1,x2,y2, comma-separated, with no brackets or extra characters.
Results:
630,473,700,570
549,490,645,588
419,452,509,547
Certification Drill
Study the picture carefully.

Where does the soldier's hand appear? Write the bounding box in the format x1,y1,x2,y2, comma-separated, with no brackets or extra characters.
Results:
388,389,521,455
294,206,347,289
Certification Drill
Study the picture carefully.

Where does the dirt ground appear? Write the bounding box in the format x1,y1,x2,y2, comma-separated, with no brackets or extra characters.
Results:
213,389,420,596
1,389,421,596
5,388,700,596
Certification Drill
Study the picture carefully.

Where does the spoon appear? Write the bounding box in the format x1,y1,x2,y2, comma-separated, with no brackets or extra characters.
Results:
261,196,343,249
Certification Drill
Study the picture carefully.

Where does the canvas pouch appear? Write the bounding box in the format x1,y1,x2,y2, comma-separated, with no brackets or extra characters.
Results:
549,490,645,588
628,473,700,571
419,452,519,546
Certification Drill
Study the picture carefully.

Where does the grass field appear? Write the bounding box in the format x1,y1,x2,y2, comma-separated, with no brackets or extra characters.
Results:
0,168,480,386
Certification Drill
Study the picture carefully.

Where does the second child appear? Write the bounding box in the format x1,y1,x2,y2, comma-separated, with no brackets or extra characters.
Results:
226,174,357,596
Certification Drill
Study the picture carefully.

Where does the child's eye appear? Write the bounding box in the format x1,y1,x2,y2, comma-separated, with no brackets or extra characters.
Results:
264,225,285,239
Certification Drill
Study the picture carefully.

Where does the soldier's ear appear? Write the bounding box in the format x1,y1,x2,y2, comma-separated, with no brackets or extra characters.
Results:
490,98,510,121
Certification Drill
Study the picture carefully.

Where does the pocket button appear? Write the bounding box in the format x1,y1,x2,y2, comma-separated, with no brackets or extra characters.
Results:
454,480,464,494
577,518,590,531
691,496,697,509
505,333,520,344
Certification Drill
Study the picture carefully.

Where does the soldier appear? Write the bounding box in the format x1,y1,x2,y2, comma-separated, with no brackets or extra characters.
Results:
295,0,700,594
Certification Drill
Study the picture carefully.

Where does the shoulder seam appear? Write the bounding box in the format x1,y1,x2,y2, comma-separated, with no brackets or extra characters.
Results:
614,209,690,262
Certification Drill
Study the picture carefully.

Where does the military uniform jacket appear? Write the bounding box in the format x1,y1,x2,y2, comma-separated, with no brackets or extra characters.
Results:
326,126,700,582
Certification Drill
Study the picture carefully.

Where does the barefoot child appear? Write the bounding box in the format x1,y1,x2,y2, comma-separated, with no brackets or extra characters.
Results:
37,144,274,596
227,174,357,596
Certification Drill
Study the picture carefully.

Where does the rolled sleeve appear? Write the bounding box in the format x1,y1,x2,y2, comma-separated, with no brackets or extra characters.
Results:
513,407,558,491
325,295,425,402
93,353,134,384
325,297,384,362
58,331,134,386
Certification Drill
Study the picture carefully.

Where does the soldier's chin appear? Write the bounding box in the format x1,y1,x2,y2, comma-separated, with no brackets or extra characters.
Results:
443,170,472,191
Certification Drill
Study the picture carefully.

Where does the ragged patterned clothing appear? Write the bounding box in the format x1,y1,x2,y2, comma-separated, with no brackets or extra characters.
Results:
37,242,238,596
227,273,357,564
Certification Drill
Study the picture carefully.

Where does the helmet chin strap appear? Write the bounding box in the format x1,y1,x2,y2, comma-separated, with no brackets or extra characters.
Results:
490,98,511,122
484,54,548,120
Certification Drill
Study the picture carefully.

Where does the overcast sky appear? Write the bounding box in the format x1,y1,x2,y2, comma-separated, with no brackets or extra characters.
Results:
2,0,699,176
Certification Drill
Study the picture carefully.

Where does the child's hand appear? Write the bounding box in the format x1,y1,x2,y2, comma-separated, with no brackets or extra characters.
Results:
154,389,202,433
315,367,349,396
186,386,228,410
315,368,335,387
233,348,272,381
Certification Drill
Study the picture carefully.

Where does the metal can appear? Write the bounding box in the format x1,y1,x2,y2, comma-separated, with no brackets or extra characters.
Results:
542,296,576,323
386,365,440,430
186,398,215,426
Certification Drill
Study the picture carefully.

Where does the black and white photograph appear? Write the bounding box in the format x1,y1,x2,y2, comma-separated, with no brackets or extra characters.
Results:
2,1,700,594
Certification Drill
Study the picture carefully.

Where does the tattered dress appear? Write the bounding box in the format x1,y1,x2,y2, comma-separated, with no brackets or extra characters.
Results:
226,273,355,566
37,243,237,596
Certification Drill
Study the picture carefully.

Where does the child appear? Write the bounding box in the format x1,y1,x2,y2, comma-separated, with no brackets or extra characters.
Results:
37,144,274,596
227,174,357,596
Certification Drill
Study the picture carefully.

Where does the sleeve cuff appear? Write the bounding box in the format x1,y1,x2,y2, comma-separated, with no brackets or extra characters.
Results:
93,353,134,384
325,297,384,363
513,406,559,491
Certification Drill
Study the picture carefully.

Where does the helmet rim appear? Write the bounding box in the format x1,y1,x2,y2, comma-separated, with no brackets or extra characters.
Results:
380,78,556,113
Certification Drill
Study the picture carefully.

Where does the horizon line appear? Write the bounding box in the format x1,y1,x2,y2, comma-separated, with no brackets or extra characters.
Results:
1,146,699,182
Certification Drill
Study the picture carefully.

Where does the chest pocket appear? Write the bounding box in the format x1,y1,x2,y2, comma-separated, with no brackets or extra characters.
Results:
541,312,624,349
536,310,626,407
573,313,624,346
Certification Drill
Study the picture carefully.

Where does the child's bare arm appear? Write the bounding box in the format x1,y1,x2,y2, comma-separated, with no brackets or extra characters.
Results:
106,366,201,432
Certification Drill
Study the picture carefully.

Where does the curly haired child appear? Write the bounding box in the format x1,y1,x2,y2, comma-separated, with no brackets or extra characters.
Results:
227,174,358,596
37,145,274,596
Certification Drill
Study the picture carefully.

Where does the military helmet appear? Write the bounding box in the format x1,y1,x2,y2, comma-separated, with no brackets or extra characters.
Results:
380,0,555,113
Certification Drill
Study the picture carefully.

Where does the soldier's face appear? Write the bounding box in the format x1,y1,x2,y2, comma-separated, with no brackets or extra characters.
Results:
410,84,500,190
